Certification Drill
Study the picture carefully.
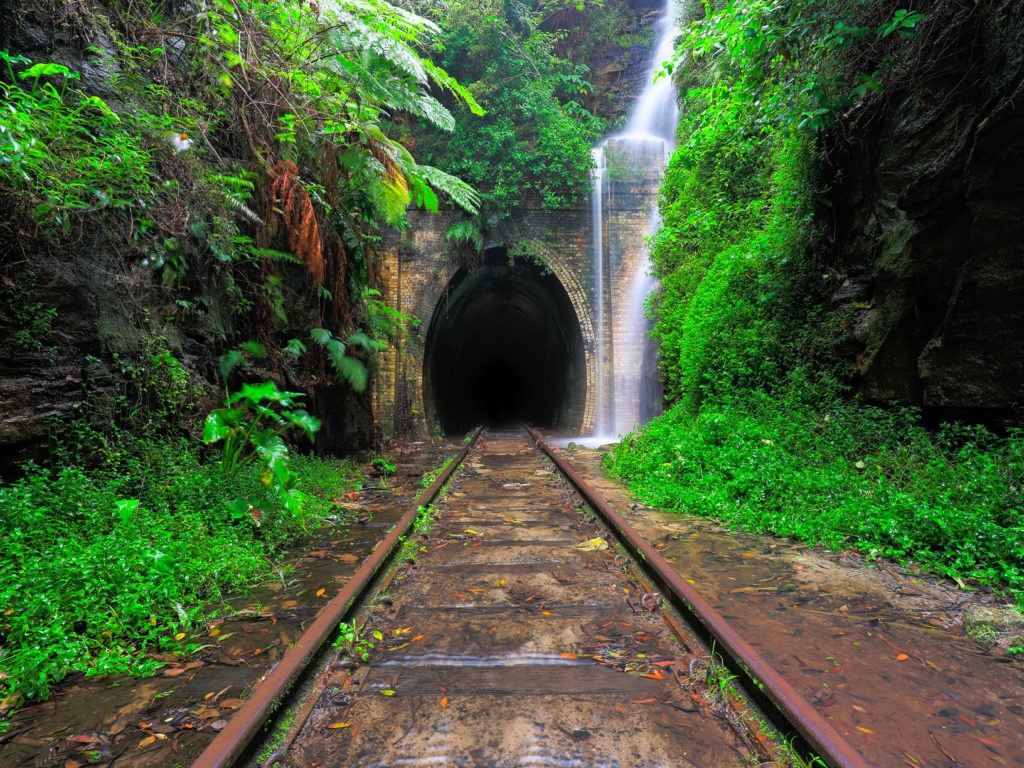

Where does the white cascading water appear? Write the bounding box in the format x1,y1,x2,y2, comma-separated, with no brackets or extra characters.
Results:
588,0,678,441
590,147,610,435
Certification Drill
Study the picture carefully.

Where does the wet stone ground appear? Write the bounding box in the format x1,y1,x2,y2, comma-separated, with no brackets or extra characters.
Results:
284,432,754,767
561,442,1024,768
0,439,461,768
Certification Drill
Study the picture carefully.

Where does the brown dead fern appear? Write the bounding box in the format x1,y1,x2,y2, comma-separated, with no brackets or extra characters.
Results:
270,160,324,284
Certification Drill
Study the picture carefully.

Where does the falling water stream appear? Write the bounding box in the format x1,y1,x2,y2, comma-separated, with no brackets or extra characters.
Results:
588,0,678,441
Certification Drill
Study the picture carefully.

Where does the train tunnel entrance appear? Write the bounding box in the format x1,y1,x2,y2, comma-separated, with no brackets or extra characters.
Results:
424,248,586,434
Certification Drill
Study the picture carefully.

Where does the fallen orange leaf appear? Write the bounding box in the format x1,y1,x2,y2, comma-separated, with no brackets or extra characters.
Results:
328,722,352,729
895,653,909,661
856,726,875,735
316,588,326,598
631,698,657,704
440,697,449,708
559,652,578,660
643,671,665,680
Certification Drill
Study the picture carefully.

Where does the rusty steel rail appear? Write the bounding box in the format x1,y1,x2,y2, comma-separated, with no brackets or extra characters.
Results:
192,429,483,768
527,426,873,768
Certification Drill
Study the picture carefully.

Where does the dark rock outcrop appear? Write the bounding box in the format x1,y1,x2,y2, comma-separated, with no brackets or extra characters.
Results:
825,0,1024,424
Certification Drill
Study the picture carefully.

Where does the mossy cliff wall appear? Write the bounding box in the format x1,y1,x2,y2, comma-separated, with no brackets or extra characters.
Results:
824,0,1024,423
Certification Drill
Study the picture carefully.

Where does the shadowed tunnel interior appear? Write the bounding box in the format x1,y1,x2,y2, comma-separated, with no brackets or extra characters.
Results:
424,249,586,434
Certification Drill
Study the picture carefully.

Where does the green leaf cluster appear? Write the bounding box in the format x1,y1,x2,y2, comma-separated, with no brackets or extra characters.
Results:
411,0,605,214
0,52,160,235
0,431,362,708
203,378,321,522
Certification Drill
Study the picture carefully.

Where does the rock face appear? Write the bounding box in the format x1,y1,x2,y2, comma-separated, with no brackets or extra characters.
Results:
826,0,1024,424
0,3,378,474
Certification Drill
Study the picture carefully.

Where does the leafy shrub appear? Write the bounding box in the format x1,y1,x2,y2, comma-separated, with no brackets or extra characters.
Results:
0,53,160,235
0,428,361,709
413,0,605,215
608,396,1024,602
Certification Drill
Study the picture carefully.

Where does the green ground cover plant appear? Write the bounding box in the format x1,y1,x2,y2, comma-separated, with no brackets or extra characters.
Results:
611,0,1023,604
607,394,1024,601
0,429,362,718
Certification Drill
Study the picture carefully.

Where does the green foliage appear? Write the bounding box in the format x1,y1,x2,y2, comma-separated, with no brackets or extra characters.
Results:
0,430,362,708
620,0,1024,602
203,379,321,523
115,331,203,433
0,51,161,235
309,326,387,393
412,0,604,215
445,219,484,253
332,620,377,662
4,0,484,415
358,287,420,345
0,436,260,704
0,268,57,352
607,396,1024,602
652,0,928,408
184,0,482,220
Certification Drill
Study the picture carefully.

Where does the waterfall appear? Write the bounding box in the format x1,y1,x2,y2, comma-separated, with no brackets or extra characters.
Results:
590,147,610,435
588,0,677,441
621,6,680,143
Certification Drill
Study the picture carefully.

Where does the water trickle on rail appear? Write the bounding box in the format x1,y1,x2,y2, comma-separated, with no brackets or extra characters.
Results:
589,0,678,441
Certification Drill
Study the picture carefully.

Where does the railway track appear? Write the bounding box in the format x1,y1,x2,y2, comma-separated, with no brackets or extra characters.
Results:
194,428,872,768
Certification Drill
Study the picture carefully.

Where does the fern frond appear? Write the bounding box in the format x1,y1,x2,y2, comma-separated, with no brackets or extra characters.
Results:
334,355,368,392
362,128,413,224
270,160,324,284
416,165,481,215
224,194,264,225
421,58,485,117
347,331,387,353
445,219,484,253
308,325,370,392
251,247,302,265
310,327,333,347
324,337,348,371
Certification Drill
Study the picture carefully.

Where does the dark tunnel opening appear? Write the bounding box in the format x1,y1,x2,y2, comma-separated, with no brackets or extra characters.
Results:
424,248,586,435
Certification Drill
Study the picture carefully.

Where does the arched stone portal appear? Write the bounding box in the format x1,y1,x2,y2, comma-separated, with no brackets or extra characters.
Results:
423,247,587,433
374,169,661,439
